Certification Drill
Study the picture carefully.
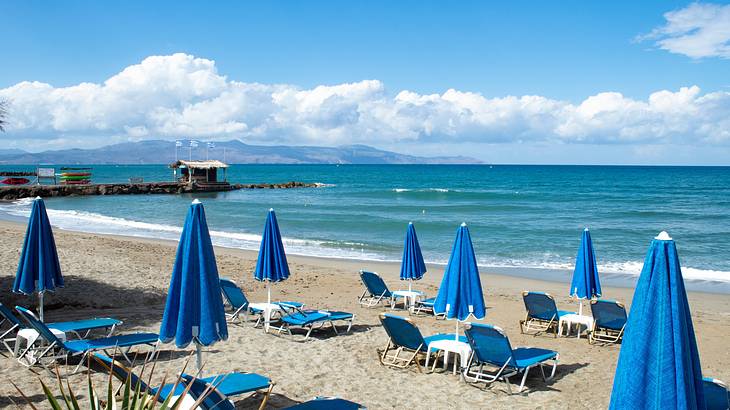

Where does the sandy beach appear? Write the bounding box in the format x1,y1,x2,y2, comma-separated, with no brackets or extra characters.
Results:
1,219,728,409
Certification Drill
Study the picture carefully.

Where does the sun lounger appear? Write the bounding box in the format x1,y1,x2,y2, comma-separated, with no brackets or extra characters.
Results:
464,323,559,394
0,302,121,355
519,291,573,336
703,377,729,410
93,353,274,410
219,278,303,326
358,270,398,307
276,308,354,341
413,297,446,318
378,313,465,372
14,306,158,373
286,397,365,409
589,299,628,345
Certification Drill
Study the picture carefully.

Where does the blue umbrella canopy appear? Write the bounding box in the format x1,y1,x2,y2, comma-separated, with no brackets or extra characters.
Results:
12,197,63,321
434,223,486,331
159,199,227,369
399,222,427,288
254,209,290,283
570,228,602,314
609,232,705,409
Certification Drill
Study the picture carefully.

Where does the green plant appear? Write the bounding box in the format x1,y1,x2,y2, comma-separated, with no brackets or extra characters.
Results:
13,353,213,410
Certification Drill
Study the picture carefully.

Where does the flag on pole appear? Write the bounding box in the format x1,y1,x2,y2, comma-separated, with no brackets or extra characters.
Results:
207,142,215,149
190,140,199,148
175,140,183,147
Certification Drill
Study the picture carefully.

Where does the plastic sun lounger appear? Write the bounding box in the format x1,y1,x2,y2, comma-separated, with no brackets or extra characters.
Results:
219,278,303,326
358,270,400,308
277,308,355,341
0,302,121,355
285,397,365,409
14,306,158,374
413,297,446,318
589,299,628,345
464,323,559,394
378,313,466,373
703,377,730,410
519,291,574,337
93,353,275,410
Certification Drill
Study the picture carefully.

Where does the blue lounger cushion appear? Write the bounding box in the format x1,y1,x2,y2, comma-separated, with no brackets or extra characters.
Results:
63,332,158,353
511,347,559,369
282,310,352,326
422,333,467,349
419,297,436,306
49,318,121,333
286,397,363,409
156,372,272,398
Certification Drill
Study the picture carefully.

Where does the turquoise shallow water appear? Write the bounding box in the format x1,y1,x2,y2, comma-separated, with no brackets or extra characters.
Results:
1,164,729,291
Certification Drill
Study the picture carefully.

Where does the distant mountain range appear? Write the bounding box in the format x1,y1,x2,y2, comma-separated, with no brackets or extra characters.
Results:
0,140,481,165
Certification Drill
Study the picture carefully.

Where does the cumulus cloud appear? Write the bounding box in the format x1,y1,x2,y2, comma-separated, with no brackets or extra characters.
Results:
637,2,730,59
1,53,729,150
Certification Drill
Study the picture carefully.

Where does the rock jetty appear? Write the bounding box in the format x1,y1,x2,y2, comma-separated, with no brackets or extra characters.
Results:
0,181,321,201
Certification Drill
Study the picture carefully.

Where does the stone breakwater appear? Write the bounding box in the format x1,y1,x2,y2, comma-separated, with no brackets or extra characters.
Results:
0,181,321,201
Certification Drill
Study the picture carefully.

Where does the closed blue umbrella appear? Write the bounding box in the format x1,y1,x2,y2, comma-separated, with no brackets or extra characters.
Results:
253,209,290,331
400,222,427,292
570,228,602,315
434,223,486,340
12,197,63,321
609,231,704,409
159,199,228,370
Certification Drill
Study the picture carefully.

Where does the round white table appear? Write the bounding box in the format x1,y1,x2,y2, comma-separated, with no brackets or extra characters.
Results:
391,290,423,312
14,327,66,358
424,339,472,375
559,314,594,338
249,302,285,332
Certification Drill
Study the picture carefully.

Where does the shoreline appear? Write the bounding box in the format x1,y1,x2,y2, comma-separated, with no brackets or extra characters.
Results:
1,214,728,295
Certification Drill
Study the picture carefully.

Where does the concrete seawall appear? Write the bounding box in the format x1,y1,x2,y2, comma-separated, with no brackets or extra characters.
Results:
0,181,320,201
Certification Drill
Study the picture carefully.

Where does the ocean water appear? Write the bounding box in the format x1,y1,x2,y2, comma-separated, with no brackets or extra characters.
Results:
1,164,729,292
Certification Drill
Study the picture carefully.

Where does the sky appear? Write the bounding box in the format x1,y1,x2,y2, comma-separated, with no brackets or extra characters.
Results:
1,0,729,164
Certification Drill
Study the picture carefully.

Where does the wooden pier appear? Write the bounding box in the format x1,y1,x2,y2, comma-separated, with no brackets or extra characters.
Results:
0,181,321,201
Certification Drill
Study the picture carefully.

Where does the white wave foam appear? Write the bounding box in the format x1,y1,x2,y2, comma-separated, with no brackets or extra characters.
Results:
392,187,451,193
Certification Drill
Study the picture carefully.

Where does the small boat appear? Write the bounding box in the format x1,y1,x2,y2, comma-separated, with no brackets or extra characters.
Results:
61,172,91,177
1,177,31,185
60,175,91,181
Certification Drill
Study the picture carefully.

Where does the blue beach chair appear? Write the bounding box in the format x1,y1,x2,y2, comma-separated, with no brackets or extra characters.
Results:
378,313,465,372
413,296,446,318
219,278,303,326
14,306,158,373
286,397,365,409
0,302,121,355
703,377,730,410
519,291,573,336
358,271,395,307
589,299,628,345
277,308,355,341
464,323,559,394
93,353,274,410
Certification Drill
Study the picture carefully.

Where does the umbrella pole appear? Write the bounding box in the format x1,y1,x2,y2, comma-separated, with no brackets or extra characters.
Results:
39,292,44,322
579,300,583,316
408,280,412,293
196,342,203,372
455,320,459,341
266,281,271,333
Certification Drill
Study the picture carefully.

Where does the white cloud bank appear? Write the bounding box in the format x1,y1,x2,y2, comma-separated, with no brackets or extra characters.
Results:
638,2,730,59
1,53,729,150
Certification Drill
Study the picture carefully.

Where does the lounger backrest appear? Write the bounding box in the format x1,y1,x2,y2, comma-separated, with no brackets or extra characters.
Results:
591,299,627,331
92,353,152,393
14,306,65,347
522,291,558,321
0,302,23,327
703,377,730,410
379,313,425,351
360,271,391,297
219,278,249,310
181,373,235,410
465,323,516,369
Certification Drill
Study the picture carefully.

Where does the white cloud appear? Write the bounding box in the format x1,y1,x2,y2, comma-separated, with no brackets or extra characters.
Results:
1,53,729,150
638,2,730,59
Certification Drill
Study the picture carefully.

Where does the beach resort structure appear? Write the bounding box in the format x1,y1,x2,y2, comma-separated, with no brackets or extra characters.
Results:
170,159,229,188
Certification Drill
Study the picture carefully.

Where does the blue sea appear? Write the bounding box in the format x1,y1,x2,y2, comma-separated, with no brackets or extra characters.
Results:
1,164,729,292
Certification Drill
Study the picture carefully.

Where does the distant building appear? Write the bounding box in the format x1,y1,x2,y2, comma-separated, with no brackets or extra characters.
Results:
170,160,229,188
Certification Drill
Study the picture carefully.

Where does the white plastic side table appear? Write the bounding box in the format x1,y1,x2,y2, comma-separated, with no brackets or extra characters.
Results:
424,339,472,375
559,314,594,338
391,290,423,312
14,328,66,357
